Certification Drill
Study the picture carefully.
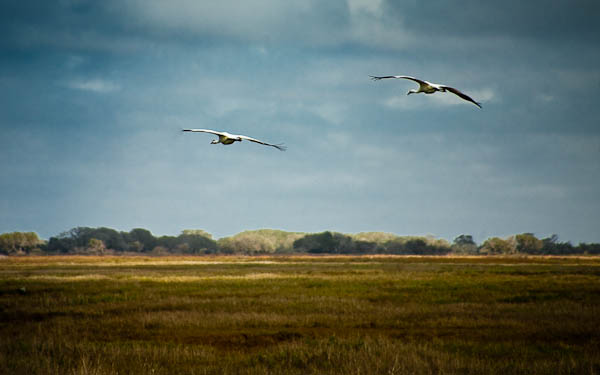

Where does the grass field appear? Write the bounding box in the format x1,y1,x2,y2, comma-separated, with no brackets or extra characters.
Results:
1,255,600,374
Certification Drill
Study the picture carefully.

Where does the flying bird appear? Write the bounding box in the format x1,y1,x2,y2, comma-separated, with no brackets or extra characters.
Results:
370,75,482,108
182,129,286,151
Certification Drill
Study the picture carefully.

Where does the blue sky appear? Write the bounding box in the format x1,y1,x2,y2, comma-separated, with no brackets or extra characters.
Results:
1,0,599,243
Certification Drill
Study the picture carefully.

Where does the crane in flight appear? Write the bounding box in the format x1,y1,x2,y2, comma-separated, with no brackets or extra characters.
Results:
182,129,286,151
370,75,482,108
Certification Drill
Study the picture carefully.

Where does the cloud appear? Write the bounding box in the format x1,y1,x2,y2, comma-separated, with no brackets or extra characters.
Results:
1,0,600,244
309,103,348,125
3,0,597,58
536,94,555,103
118,0,350,46
65,79,121,93
65,55,86,69
556,69,600,91
347,0,383,15
383,1,600,41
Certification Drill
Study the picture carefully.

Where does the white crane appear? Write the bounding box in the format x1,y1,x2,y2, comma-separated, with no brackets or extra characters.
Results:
370,75,482,108
182,129,286,151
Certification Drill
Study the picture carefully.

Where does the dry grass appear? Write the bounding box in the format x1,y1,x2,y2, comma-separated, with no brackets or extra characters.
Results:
1,255,600,374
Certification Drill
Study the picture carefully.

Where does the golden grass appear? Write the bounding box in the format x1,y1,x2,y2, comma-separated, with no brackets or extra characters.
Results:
2,255,600,374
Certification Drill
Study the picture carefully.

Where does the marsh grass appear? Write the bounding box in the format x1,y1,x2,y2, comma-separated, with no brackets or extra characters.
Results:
1,255,600,374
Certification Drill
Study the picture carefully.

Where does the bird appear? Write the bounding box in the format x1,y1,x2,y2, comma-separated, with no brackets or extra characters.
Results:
182,129,286,151
370,75,482,108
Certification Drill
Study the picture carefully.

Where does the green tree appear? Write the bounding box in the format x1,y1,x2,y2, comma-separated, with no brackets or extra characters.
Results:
293,232,329,253
515,233,543,254
454,234,475,246
177,231,217,254
452,234,478,254
479,237,516,255
128,228,156,252
182,229,213,239
129,241,144,252
156,235,178,251
405,239,428,253
0,232,43,255
577,242,600,255
541,235,574,254
218,230,302,255
87,238,106,254
292,231,355,254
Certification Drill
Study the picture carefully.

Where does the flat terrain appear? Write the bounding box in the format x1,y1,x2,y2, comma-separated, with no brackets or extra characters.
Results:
1,255,600,374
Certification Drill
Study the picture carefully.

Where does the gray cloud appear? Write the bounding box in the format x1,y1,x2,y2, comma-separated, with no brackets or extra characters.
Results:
1,0,599,243
3,0,598,58
382,1,600,40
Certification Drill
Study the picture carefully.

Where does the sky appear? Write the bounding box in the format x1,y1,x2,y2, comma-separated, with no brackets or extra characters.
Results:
1,0,599,244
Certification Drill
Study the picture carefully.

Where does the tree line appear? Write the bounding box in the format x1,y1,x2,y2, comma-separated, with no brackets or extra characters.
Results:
0,227,599,256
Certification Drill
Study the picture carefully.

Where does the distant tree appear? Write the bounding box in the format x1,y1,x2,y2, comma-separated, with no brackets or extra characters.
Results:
353,240,377,254
479,237,517,255
383,238,408,254
128,241,144,253
93,227,127,251
0,232,43,255
47,227,127,253
515,233,543,254
87,238,106,254
218,230,302,255
541,235,574,254
295,231,330,253
405,238,451,255
182,229,213,239
293,231,353,254
452,234,478,254
381,236,450,255
127,228,156,252
27,226,219,255
332,233,355,254
405,239,428,254
454,235,475,246
177,231,217,254
156,235,179,251
577,242,600,255
46,234,76,253
218,233,275,254
351,232,398,253
175,243,190,253
351,232,399,244
66,227,95,249
150,246,169,256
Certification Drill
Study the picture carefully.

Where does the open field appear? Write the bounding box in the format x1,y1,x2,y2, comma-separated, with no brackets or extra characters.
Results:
1,255,600,374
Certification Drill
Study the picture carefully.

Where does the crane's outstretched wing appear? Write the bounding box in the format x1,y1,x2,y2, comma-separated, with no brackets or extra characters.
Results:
182,128,228,136
238,135,287,151
440,86,482,108
370,75,431,90
370,75,425,84
370,75,402,80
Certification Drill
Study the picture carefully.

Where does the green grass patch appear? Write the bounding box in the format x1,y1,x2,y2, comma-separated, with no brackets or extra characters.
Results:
1,255,600,374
